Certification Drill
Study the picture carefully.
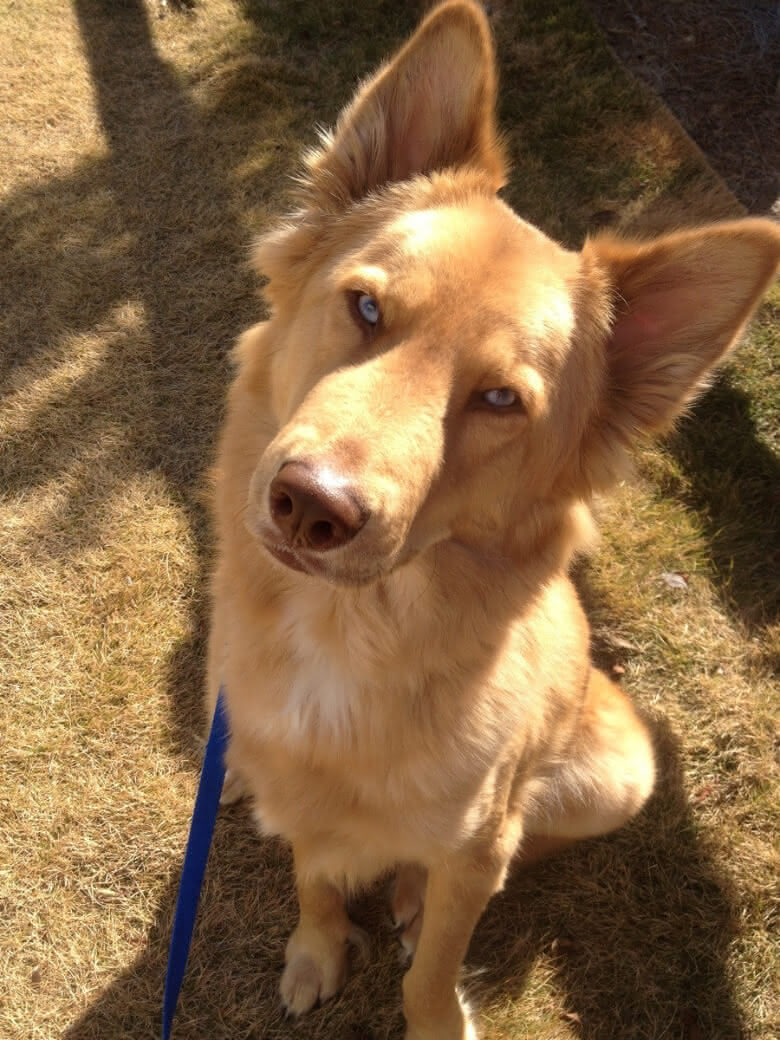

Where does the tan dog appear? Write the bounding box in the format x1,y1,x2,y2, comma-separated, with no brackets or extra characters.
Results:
206,3,780,1036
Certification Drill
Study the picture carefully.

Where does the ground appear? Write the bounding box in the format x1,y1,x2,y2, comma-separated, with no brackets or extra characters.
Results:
587,0,779,214
0,2,777,1039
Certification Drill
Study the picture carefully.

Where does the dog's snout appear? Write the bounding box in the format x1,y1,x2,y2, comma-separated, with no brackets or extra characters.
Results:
269,461,367,551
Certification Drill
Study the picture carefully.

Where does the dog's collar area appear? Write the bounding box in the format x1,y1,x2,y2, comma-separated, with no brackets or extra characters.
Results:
162,688,228,1040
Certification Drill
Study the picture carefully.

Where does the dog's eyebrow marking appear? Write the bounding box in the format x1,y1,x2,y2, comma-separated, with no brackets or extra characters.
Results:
513,364,547,418
342,264,388,293
533,288,576,341
389,208,444,249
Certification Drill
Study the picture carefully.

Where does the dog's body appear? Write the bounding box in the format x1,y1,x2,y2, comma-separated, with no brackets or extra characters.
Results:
206,3,780,1036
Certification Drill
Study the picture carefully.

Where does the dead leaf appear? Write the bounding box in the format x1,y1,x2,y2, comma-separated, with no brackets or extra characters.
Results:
597,631,640,653
692,783,714,803
660,571,689,590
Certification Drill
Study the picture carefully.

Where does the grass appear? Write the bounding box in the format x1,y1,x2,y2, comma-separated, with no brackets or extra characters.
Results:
0,1,777,1038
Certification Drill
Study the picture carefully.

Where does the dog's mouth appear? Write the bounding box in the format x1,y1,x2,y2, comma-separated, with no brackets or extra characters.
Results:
259,531,406,586
262,541,326,576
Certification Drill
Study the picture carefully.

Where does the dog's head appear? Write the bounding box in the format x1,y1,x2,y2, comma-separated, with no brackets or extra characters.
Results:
241,0,779,585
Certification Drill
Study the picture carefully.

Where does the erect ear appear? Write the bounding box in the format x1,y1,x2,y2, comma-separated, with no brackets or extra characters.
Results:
300,0,506,208
584,219,780,439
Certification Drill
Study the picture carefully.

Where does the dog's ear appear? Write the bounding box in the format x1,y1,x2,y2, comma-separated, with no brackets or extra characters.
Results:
301,0,506,208
584,219,780,446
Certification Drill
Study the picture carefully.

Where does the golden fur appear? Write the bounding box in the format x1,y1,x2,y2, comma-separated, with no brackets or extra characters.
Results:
206,3,780,1037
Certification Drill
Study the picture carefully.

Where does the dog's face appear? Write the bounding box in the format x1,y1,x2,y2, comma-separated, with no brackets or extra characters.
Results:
240,1,779,586
248,190,601,584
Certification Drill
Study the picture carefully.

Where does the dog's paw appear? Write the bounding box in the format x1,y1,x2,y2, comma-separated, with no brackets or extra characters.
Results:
280,951,340,1016
392,864,426,960
280,926,350,1016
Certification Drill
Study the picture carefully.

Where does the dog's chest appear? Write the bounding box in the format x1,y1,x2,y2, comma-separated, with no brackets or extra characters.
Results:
247,594,385,750
275,633,359,748
227,582,517,871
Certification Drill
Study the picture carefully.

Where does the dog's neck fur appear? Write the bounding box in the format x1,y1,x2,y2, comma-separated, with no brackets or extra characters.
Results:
250,494,591,666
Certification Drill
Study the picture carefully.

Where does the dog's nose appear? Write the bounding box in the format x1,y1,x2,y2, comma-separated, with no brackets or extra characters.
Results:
269,461,367,551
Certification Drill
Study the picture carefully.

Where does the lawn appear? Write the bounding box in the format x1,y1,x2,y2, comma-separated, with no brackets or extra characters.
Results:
1,1,777,1038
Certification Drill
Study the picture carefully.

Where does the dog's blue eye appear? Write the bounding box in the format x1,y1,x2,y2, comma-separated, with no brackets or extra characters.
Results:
356,293,380,326
482,388,518,408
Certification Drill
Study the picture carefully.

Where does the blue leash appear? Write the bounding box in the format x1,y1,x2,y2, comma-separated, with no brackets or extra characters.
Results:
162,686,228,1040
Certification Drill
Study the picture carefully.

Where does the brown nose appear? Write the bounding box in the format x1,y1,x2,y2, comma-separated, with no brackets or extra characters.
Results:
269,461,367,551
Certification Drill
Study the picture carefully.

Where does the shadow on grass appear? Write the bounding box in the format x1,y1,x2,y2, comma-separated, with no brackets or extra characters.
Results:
68,0,264,761
63,719,744,1040
664,372,780,633
1,0,268,767
473,718,744,1040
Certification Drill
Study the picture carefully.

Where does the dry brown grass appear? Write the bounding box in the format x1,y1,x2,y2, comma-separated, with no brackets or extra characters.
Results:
1,2,777,1039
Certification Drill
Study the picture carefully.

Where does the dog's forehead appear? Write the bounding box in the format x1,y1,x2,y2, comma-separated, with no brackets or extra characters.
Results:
361,199,578,353
384,199,555,266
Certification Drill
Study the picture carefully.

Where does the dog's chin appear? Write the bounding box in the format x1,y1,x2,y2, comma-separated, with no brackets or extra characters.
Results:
260,538,400,587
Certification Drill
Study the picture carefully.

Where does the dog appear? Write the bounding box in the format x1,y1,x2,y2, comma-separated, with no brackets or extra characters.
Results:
206,3,780,1036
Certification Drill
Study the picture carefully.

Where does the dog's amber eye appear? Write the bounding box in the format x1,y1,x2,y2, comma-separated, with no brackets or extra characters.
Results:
348,291,381,331
481,388,520,410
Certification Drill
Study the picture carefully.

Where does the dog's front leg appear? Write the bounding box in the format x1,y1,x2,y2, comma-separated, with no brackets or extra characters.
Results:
279,855,351,1017
402,848,509,1040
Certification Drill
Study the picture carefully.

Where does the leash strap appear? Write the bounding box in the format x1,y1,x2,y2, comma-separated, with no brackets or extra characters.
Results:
162,686,228,1040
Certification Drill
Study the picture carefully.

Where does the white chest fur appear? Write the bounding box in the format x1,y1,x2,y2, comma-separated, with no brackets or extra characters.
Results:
275,602,361,746
236,583,392,752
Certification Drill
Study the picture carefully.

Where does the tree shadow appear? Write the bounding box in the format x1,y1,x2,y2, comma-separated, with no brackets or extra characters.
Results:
0,0,284,768
68,0,261,760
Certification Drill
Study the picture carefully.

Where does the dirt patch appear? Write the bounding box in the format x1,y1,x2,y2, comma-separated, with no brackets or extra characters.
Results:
587,0,780,213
